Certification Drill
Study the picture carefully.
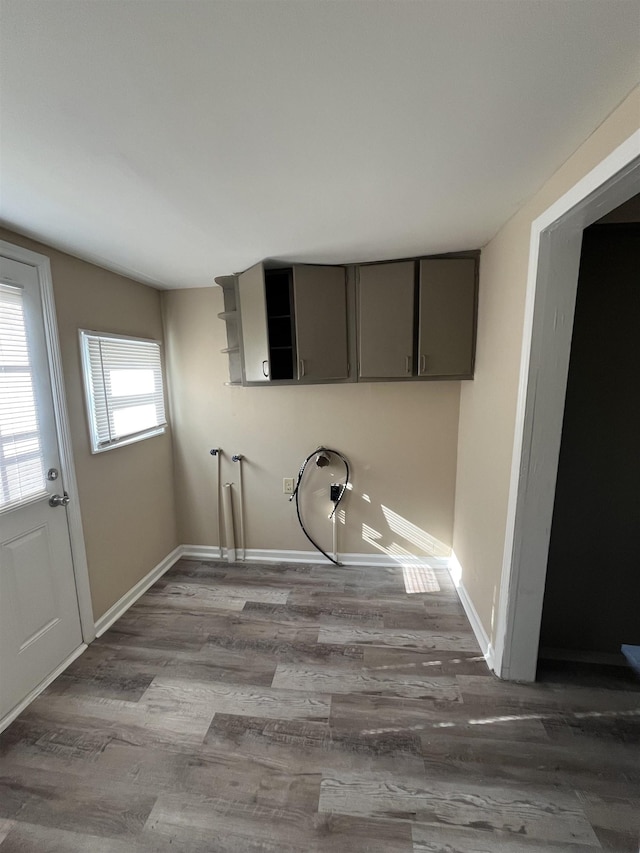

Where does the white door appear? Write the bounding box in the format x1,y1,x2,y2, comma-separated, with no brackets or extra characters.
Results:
0,255,82,721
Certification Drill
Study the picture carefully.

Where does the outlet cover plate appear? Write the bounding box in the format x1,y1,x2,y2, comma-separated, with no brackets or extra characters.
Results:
283,477,295,495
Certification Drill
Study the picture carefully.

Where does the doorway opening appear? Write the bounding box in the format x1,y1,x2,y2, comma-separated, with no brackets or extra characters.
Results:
537,204,640,686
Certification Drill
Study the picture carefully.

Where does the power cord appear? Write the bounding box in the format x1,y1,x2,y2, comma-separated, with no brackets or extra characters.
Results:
289,446,350,566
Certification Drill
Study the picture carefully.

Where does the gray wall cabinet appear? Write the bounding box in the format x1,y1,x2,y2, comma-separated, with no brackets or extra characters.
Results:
233,262,348,385
357,257,477,380
219,253,477,386
358,261,415,379
293,265,348,381
418,258,476,377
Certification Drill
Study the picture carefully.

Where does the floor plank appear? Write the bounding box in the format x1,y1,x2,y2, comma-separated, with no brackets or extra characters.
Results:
272,662,462,701
0,765,156,839
318,624,480,652
141,676,331,723
411,823,598,852
318,770,601,847
0,823,14,846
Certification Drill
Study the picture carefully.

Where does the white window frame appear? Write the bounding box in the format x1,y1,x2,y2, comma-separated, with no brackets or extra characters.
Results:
79,330,167,454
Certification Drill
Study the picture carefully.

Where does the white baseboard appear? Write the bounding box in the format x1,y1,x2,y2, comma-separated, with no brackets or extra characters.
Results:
0,643,87,735
340,552,449,569
94,546,183,637
180,545,449,569
180,543,223,560
447,557,495,672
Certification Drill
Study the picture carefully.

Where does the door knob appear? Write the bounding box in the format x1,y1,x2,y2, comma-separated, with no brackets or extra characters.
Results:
49,492,70,508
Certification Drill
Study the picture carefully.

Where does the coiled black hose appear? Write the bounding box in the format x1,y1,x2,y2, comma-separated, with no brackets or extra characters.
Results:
289,446,350,566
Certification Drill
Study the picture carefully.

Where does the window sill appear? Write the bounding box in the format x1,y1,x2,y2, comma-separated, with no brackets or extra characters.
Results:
90,425,166,454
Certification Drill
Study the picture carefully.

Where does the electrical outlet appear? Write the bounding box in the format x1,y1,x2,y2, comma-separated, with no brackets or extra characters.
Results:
283,477,295,495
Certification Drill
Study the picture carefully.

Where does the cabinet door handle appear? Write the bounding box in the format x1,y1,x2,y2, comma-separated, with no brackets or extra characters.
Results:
420,354,427,374
405,355,411,375
299,359,306,378
262,360,269,377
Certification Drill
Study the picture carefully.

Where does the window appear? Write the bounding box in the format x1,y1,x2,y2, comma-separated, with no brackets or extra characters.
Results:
0,283,46,506
79,330,167,453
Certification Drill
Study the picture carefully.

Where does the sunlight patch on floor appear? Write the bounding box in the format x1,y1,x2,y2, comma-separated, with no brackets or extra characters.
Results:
362,522,444,589
402,564,440,594
362,707,640,736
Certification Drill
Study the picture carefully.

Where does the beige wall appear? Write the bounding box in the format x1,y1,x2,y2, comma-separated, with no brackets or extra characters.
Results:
163,287,461,561
452,85,640,645
0,227,178,620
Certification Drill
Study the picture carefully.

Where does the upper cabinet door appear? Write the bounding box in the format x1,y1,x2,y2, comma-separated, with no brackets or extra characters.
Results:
358,261,415,378
293,265,348,380
237,263,270,382
418,258,476,377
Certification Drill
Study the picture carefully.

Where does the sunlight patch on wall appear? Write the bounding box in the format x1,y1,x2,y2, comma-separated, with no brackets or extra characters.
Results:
381,505,450,557
362,523,383,546
362,524,420,562
448,551,462,587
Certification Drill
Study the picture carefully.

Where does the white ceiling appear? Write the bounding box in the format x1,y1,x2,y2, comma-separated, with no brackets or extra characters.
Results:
1,1,639,289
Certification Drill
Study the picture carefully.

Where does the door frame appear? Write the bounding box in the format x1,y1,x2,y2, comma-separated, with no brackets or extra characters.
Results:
494,130,640,682
0,240,95,644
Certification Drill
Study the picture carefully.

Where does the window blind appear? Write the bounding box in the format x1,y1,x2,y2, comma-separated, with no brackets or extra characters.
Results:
80,332,167,452
0,283,46,508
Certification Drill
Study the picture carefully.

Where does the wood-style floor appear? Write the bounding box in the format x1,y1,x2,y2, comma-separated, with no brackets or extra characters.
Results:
1,558,639,852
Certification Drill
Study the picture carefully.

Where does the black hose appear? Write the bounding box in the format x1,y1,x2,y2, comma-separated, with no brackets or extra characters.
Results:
290,446,350,566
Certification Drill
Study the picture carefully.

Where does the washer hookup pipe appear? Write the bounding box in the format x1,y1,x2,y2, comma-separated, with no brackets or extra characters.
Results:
232,454,245,561
210,448,223,559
